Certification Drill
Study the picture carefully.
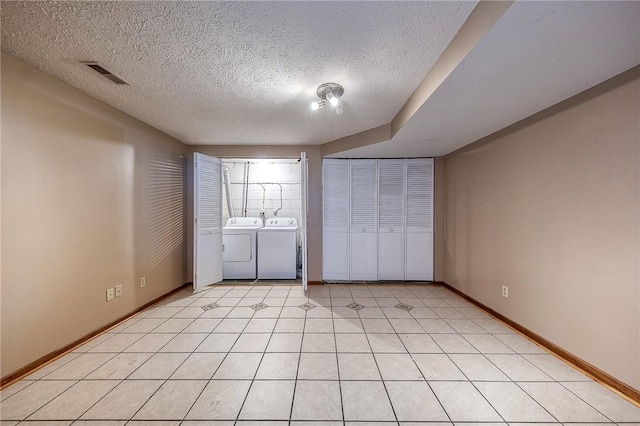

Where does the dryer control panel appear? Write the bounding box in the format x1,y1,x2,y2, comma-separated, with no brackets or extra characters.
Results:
266,218,298,227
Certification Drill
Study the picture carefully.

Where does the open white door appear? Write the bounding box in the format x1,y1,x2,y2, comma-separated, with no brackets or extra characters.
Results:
193,153,223,292
300,152,309,293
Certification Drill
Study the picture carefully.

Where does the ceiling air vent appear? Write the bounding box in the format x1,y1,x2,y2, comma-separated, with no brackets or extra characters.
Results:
80,61,129,85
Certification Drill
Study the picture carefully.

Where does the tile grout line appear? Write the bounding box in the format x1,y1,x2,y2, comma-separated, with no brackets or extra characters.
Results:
128,284,239,421
357,286,400,425
286,287,308,425
21,347,125,421
9,284,355,421
385,286,454,425
230,284,289,424
19,299,193,422
232,287,281,424
213,286,261,420
183,283,282,422
474,342,562,423
286,282,298,426
560,380,621,422
410,293,512,424
326,286,347,426
375,284,557,424
418,288,582,424
128,284,243,422
2,283,634,424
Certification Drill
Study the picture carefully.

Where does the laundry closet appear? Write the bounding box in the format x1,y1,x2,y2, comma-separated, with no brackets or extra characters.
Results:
322,158,433,282
192,153,309,292
221,159,302,281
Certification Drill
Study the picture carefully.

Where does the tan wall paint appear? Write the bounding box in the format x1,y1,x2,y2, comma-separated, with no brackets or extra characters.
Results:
189,145,323,282
443,68,640,389
1,53,189,377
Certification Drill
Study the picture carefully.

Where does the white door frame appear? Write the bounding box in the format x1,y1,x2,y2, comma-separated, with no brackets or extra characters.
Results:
300,152,309,293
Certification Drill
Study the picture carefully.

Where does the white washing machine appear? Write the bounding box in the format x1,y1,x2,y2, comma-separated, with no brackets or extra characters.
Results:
258,217,298,279
223,217,263,279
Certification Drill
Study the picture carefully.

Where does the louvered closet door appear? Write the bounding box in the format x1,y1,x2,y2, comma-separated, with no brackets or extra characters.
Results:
350,159,378,281
405,158,434,281
378,159,405,281
322,159,350,280
193,153,223,290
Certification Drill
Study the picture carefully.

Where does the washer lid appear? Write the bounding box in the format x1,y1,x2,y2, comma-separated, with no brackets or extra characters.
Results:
225,217,263,228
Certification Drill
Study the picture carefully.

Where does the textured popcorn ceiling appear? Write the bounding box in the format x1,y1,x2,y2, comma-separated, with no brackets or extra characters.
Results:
1,1,476,145
333,0,640,158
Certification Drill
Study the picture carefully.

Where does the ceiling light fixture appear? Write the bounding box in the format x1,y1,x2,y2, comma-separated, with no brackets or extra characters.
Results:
311,99,326,111
326,91,339,107
311,83,344,115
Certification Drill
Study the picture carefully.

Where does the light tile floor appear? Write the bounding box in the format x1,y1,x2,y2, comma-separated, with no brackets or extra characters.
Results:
1,283,639,425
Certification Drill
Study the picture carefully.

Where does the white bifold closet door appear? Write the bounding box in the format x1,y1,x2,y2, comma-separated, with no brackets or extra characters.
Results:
322,158,433,282
378,159,406,280
405,158,434,281
193,153,223,291
322,159,350,280
350,159,377,281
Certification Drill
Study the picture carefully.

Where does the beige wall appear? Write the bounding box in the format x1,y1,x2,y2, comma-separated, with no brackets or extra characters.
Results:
443,68,640,389
1,53,189,377
189,145,323,282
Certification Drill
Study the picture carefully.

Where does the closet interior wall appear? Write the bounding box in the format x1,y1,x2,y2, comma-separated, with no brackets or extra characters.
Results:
221,159,301,223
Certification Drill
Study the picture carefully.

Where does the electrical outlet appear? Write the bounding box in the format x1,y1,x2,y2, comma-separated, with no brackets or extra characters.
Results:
140,276,146,288
502,285,509,298
115,285,122,298
106,288,115,302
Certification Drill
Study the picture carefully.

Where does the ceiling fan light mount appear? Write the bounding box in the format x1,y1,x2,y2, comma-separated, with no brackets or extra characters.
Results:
311,82,344,114
316,82,344,100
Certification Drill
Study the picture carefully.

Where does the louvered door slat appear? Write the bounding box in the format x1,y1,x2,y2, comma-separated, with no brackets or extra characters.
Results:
406,158,433,232
378,159,405,280
323,159,350,280
350,159,377,229
323,159,349,232
198,158,222,230
378,159,405,228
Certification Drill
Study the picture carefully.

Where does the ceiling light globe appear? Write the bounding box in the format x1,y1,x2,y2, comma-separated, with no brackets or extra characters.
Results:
326,92,340,107
311,99,326,111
